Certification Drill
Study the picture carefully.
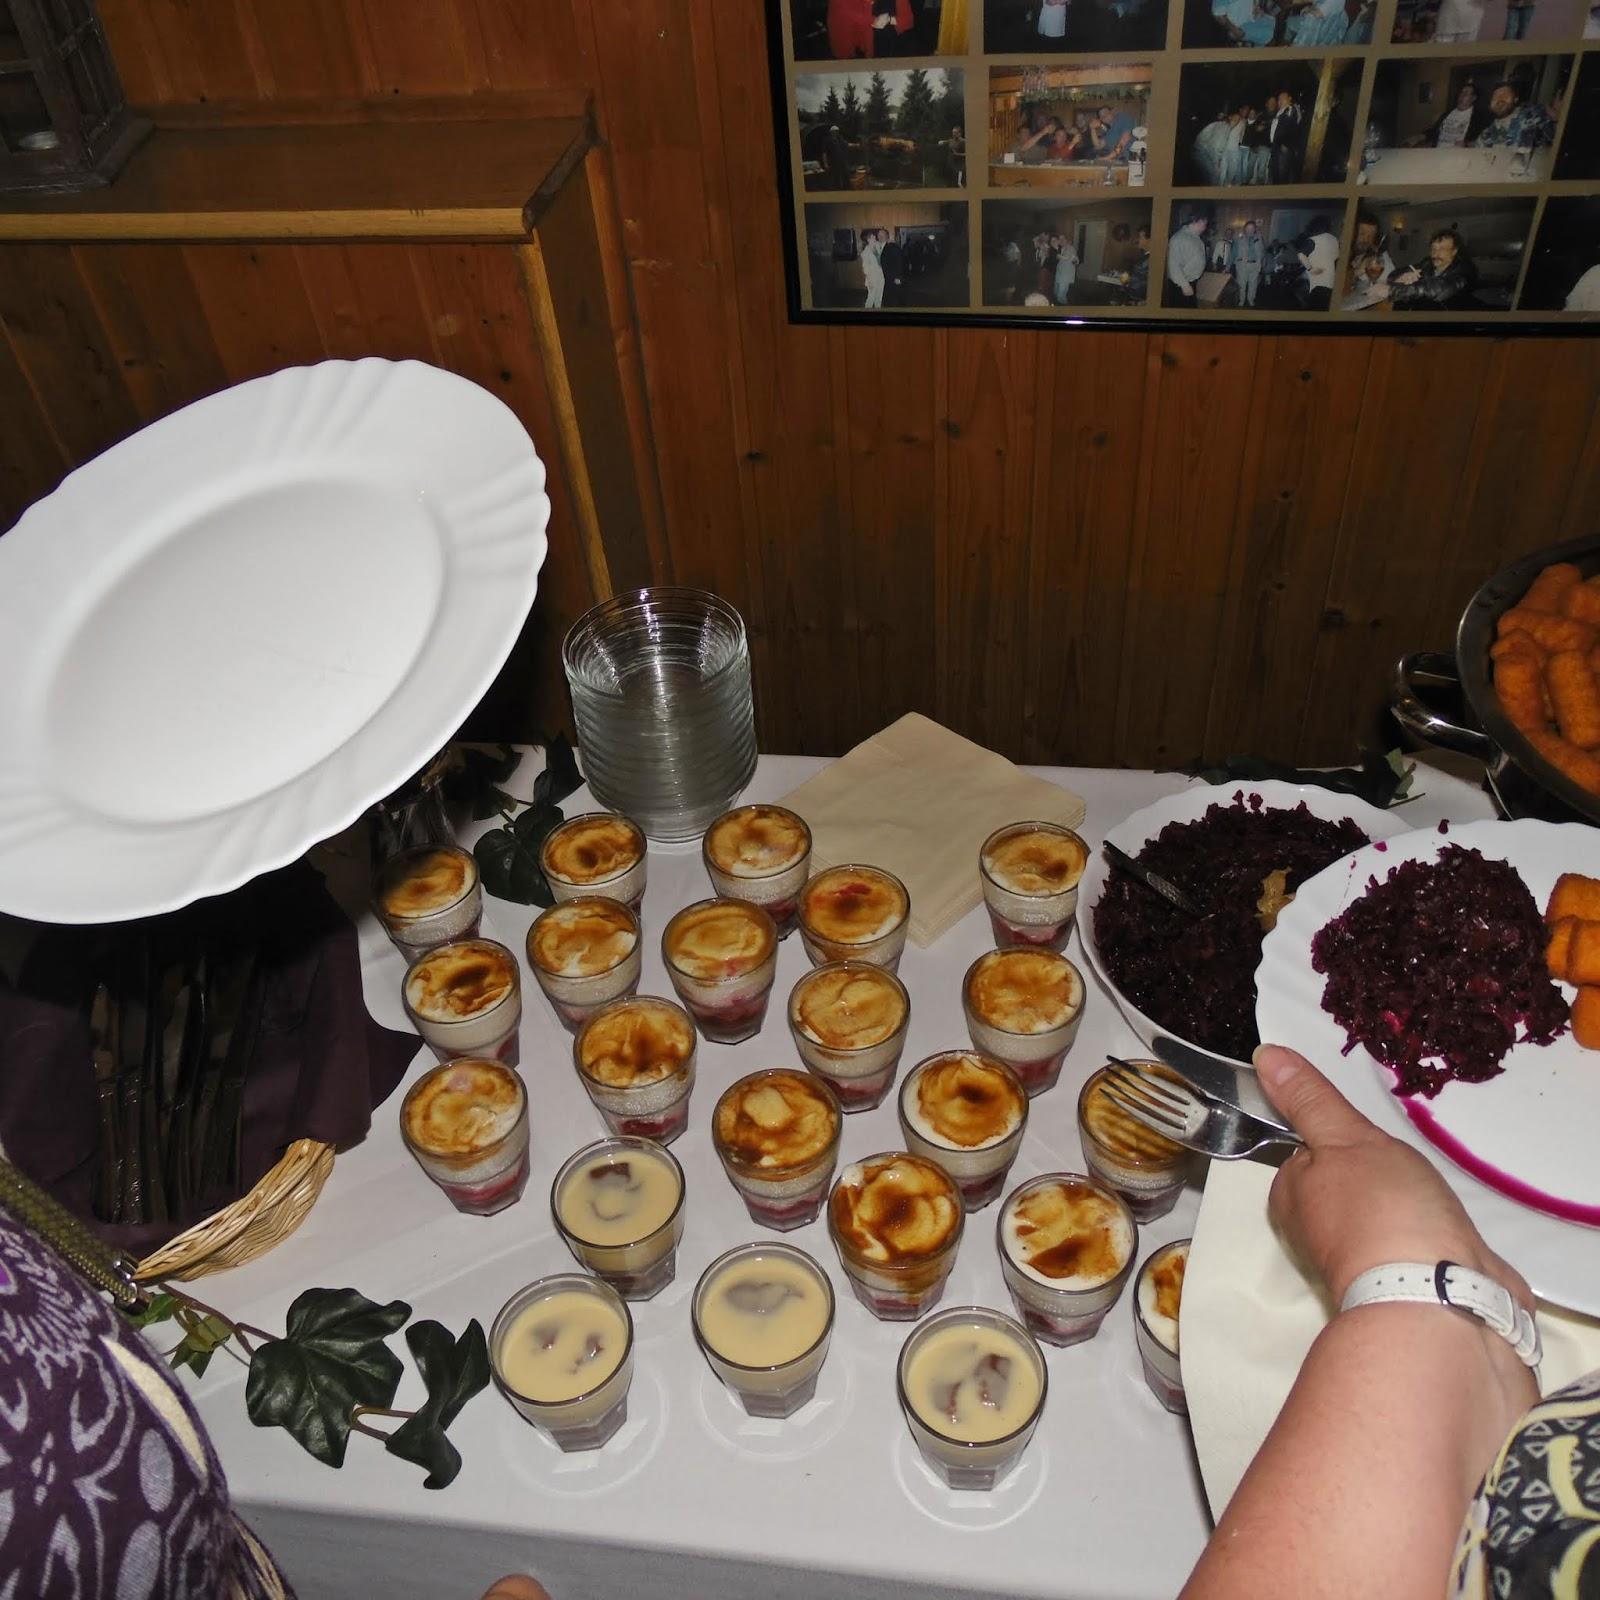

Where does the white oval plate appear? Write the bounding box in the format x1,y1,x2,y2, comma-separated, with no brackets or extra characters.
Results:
0,359,550,923
1077,780,1404,1068
1259,817,1600,1315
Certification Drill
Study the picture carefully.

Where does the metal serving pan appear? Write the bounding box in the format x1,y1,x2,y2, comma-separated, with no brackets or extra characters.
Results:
1392,532,1600,828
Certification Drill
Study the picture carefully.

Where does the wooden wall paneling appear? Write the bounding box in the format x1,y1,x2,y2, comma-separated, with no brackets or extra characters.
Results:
474,0,591,91
942,329,1040,757
239,0,373,99
0,333,70,533
840,327,941,747
1428,340,1600,642
1560,390,1600,541
708,0,856,755
576,144,672,588
576,0,751,609
1299,336,1498,761
294,244,440,363
96,0,173,103
73,243,229,421
0,245,143,466
408,241,600,737
1021,329,1148,768
519,156,665,596
1203,336,1373,764
1114,333,1261,768
181,244,328,381
133,0,262,101
355,0,491,95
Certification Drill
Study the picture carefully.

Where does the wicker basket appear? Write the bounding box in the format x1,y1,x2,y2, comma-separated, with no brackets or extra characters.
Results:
133,1139,335,1284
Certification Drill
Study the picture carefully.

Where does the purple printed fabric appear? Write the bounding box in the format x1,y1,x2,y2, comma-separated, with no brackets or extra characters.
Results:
0,1206,292,1599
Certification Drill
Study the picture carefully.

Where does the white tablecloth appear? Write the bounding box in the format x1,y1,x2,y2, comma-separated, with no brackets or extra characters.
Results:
182,757,1214,1600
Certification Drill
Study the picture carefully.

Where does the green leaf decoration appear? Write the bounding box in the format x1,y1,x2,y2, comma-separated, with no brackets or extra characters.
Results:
473,826,546,906
245,1288,411,1468
442,743,522,821
127,1292,178,1330
167,1307,235,1378
383,1319,492,1490
531,733,581,809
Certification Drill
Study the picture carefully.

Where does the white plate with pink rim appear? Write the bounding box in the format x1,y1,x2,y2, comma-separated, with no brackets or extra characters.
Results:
1076,779,1405,1070
1258,817,1600,1315
0,359,550,923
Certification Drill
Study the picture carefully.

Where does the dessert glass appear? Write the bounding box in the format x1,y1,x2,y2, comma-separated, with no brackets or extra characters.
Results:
787,960,911,1111
372,843,482,958
897,1050,1028,1212
399,1058,530,1215
661,898,779,1044
402,937,522,1066
573,995,697,1144
691,1241,836,1418
1077,1063,1190,1222
997,1172,1137,1347
798,865,911,973
540,811,648,910
828,1151,964,1321
552,1136,686,1300
525,895,641,1032
702,803,813,937
961,948,1084,1096
713,1069,842,1231
978,822,1088,952
1133,1238,1190,1414
490,1274,634,1451
897,1305,1048,1492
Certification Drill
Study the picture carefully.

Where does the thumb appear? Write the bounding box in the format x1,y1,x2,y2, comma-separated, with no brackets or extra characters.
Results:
1252,1044,1370,1148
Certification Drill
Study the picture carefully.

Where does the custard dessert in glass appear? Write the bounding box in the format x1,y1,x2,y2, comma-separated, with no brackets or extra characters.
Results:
573,995,697,1145
713,1069,842,1231
962,947,1083,1096
402,937,522,1066
787,960,910,1110
828,1151,963,1321
703,804,813,937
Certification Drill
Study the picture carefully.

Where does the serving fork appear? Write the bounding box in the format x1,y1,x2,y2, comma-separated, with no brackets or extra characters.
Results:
1103,1057,1303,1161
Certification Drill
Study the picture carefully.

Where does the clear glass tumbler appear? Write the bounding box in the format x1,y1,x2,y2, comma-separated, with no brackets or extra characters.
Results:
563,588,758,842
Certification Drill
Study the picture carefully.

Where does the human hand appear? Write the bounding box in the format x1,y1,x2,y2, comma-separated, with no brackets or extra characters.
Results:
1396,267,1420,284
480,1578,551,1600
1253,1045,1533,1313
1182,283,1195,296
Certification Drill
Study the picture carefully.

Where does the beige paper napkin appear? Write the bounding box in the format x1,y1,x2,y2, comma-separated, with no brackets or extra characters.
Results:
1184,1159,1600,1518
778,713,1086,948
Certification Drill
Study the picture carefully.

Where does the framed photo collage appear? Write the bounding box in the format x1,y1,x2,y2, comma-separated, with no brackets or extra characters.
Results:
768,0,1600,328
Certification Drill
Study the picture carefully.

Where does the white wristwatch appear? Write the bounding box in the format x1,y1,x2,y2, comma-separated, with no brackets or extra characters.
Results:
1339,1261,1542,1369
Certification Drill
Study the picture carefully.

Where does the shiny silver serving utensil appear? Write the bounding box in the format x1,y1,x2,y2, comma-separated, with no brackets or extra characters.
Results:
1101,840,1203,920
1102,1059,1303,1162
1148,1032,1295,1134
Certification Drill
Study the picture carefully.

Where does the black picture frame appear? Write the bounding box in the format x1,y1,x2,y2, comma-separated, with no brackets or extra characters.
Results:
765,0,1600,334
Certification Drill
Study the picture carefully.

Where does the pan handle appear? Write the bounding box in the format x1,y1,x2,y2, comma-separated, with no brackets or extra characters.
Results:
1391,652,1496,760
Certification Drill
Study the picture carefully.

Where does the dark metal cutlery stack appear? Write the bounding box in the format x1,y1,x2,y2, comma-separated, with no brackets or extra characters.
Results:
86,928,261,1227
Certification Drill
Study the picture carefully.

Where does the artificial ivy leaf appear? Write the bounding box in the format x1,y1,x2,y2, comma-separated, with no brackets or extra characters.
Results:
473,826,547,906
530,733,581,810
245,1288,410,1468
510,801,564,849
442,743,522,821
127,1292,178,1330
384,1319,492,1490
169,1311,234,1378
